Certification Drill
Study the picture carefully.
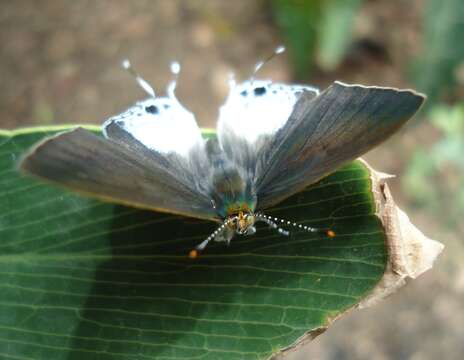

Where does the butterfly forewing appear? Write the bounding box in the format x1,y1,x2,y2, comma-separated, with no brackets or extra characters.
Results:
20,101,219,221
253,81,425,209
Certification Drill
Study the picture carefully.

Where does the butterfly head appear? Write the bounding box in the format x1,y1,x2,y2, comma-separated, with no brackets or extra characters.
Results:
228,211,256,235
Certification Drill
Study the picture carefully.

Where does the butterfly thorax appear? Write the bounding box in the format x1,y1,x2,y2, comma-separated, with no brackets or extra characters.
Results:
211,170,257,218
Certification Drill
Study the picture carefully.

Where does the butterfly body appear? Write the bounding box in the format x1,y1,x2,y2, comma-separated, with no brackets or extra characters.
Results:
205,137,256,219
20,58,425,254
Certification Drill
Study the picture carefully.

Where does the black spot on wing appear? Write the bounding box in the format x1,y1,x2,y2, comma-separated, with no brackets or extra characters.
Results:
254,87,267,96
145,105,159,114
240,90,248,97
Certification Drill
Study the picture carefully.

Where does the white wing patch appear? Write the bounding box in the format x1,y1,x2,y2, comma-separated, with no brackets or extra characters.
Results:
218,80,319,144
103,95,203,157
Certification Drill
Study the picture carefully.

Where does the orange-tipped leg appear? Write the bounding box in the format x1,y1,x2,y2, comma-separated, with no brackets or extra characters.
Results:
327,230,336,238
189,249,199,259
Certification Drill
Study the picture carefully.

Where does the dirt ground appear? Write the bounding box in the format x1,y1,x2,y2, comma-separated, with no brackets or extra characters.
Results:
1,1,462,359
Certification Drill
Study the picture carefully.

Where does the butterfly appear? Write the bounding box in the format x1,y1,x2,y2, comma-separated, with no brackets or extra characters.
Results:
20,48,425,258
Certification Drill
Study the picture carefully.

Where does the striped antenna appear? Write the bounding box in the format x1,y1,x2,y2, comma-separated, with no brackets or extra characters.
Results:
188,212,336,259
256,213,335,238
189,218,232,259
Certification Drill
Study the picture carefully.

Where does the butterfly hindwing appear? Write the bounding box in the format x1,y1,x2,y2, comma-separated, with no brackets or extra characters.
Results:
217,80,319,185
103,96,204,157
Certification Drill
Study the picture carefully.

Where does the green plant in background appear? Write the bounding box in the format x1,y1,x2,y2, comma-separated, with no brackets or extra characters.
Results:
405,0,464,232
272,0,463,106
271,0,362,77
316,0,362,71
412,0,464,105
403,103,464,228
271,0,322,77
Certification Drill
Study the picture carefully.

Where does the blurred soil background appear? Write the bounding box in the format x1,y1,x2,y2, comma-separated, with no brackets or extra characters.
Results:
1,0,463,359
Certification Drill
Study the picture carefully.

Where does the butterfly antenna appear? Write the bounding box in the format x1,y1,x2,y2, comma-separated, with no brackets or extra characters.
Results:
167,61,181,99
189,218,231,259
250,45,286,86
255,213,335,238
227,71,237,93
255,213,290,236
122,59,156,98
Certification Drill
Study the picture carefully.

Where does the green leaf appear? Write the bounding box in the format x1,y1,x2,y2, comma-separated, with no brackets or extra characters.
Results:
0,127,387,360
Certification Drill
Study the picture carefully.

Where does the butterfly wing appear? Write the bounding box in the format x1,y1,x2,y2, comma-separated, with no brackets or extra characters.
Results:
217,79,319,185
103,95,204,157
253,81,425,209
20,96,219,221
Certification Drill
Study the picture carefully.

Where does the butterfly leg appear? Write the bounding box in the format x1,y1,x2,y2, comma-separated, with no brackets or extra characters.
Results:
214,225,235,246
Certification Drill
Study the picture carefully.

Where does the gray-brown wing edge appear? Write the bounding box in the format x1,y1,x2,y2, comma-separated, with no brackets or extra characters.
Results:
19,127,219,221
